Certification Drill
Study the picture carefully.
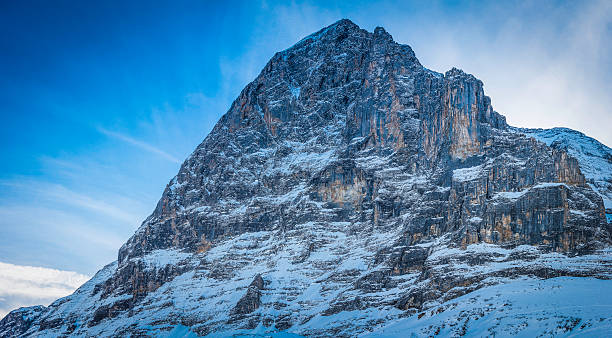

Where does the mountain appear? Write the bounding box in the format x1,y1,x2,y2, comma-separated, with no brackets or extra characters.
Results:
2,19,611,337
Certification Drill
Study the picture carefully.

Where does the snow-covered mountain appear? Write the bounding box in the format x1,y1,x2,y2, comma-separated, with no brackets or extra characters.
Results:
2,19,611,337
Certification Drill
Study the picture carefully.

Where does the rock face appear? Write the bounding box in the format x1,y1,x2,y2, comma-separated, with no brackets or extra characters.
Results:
3,19,612,337
519,127,612,222
0,306,45,337
232,274,265,317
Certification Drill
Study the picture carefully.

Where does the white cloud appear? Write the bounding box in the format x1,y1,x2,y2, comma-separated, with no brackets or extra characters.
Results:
0,177,146,275
0,179,142,226
0,262,89,318
98,127,181,164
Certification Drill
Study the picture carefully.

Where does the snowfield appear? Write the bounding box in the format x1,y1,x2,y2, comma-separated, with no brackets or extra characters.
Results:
365,277,612,337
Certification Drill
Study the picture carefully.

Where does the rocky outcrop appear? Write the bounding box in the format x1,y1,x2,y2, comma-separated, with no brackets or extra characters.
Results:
0,306,45,337
232,274,265,316
520,127,612,222
4,19,611,337
88,298,132,327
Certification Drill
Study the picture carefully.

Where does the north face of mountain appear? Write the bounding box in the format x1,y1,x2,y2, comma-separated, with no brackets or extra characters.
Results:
118,19,602,265
3,19,611,337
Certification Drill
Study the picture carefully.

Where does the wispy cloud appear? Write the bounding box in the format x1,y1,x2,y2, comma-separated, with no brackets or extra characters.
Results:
0,93,212,276
0,176,148,275
98,127,180,163
0,179,142,225
0,261,89,318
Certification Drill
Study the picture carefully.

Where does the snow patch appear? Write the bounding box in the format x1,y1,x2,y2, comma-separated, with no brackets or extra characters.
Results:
290,86,301,99
452,164,484,182
138,249,193,270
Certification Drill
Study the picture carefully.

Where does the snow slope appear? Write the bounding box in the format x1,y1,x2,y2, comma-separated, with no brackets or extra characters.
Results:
365,276,612,337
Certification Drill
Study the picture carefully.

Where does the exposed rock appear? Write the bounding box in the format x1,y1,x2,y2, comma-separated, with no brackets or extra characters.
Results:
323,296,365,316
88,298,132,327
232,274,265,316
0,306,45,337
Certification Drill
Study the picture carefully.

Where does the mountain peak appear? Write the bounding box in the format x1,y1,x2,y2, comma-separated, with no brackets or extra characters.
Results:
286,18,367,52
330,18,360,30
286,19,404,57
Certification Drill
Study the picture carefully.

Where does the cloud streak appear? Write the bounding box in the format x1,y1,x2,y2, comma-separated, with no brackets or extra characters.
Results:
0,176,147,275
2,180,142,225
98,127,181,163
0,262,89,318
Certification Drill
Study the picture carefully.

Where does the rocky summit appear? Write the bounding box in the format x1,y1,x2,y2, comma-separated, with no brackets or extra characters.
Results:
2,19,612,337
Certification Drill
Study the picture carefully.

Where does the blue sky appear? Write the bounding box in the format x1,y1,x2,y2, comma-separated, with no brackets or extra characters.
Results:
0,0,610,277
